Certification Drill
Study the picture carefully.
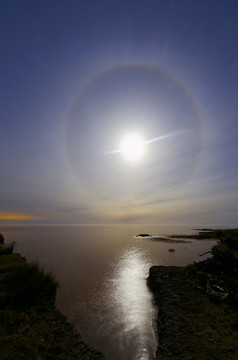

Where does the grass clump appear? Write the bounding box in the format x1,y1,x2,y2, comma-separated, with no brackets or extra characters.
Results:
0,234,58,306
3,259,59,306
0,242,15,255
196,270,209,288
0,233,5,244
0,234,104,360
0,335,40,360
0,254,26,274
183,229,238,308
212,231,238,273
0,232,15,255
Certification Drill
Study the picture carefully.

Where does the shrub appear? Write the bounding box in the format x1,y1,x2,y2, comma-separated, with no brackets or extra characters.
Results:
4,260,59,306
224,235,238,250
0,254,26,273
212,242,238,273
0,243,15,255
184,263,198,278
212,243,230,261
196,271,208,288
0,233,5,244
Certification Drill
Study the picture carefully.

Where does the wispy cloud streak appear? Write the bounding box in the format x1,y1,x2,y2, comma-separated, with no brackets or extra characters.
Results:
104,129,190,155
145,129,190,144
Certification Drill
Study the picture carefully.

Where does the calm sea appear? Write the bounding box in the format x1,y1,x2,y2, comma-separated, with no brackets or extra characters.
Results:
1,225,217,360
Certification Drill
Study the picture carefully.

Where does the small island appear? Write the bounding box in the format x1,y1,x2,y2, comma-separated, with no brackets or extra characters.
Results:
148,229,238,360
0,234,104,360
136,233,151,237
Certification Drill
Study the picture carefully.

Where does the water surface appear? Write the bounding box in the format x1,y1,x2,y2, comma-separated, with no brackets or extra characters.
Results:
2,225,217,360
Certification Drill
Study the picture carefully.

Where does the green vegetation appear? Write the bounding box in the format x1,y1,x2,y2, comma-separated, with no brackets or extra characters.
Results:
0,237,58,307
212,230,238,271
0,233,104,359
0,233,5,244
0,253,26,272
2,259,59,307
149,229,238,360
0,235,59,358
184,229,238,308
0,242,15,255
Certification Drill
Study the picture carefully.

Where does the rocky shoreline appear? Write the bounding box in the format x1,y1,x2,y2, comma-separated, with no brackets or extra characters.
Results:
2,229,238,359
0,302,105,360
148,229,238,360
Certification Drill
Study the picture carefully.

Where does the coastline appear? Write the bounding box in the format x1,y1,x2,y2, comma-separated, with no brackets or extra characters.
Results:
148,229,238,360
0,299,105,359
0,234,104,360
1,228,238,359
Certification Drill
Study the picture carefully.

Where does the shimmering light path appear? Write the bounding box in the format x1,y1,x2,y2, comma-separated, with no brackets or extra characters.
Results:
2,226,218,360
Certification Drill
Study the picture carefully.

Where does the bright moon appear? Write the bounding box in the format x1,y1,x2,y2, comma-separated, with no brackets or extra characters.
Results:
120,134,145,160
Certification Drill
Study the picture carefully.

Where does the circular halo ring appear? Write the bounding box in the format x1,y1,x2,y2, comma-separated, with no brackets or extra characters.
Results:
65,63,204,199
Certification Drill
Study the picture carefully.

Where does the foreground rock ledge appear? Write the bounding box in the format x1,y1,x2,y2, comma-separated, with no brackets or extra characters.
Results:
0,304,105,360
148,266,238,360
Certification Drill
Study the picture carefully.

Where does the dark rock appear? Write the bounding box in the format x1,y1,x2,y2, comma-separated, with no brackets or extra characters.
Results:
147,265,238,360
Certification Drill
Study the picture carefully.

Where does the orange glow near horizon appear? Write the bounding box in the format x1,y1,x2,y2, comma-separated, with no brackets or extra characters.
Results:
0,212,39,221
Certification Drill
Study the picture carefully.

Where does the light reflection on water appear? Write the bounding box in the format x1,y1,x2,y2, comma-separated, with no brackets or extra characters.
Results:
109,247,157,359
70,246,157,360
1,225,218,360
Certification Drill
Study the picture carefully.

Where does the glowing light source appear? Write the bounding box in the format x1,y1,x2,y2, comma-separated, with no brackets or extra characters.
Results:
0,212,39,221
105,129,190,161
120,134,145,160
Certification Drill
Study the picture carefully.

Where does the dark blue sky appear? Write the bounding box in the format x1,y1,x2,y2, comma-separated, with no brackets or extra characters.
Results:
1,0,238,225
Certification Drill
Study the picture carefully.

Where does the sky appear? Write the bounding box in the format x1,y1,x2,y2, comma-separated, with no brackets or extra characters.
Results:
1,0,238,226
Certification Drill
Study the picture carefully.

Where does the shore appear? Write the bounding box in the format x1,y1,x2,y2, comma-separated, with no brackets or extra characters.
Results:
148,229,238,360
1,229,238,359
0,234,104,360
